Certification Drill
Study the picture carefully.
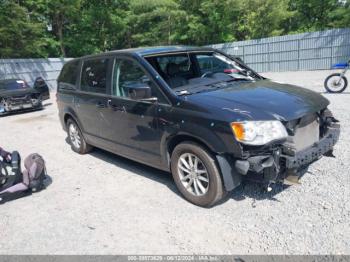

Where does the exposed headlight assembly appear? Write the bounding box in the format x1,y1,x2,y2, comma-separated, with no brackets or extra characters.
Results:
231,121,288,146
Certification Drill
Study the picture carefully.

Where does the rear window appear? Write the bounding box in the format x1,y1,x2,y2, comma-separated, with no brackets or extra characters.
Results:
156,55,194,77
0,80,29,90
80,58,109,94
58,60,80,89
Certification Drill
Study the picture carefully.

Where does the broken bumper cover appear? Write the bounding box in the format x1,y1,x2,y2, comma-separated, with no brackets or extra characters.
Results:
283,123,340,169
0,99,41,114
216,123,340,191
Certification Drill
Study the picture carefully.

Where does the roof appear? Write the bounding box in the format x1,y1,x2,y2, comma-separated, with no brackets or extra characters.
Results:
0,79,23,84
75,46,215,61
131,46,209,56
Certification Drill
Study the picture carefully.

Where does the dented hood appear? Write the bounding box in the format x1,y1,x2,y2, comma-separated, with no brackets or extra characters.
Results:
186,80,329,121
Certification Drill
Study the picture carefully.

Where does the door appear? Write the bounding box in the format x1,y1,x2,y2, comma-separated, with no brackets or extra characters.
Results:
75,57,110,142
33,77,50,100
100,57,169,165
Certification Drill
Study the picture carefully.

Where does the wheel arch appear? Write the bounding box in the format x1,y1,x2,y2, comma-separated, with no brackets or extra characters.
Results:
168,134,214,156
62,108,84,132
164,133,241,192
64,113,74,125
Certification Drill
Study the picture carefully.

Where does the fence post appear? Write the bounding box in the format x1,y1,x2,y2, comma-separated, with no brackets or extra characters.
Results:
297,38,300,71
243,45,245,64
268,42,271,72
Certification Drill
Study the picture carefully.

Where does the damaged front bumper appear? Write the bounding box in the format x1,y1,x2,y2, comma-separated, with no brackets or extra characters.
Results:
246,122,340,184
0,97,42,115
217,122,340,191
283,123,340,169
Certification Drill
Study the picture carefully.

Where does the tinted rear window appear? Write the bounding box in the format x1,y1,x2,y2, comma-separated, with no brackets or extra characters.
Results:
80,58,108,94
58,60,80,89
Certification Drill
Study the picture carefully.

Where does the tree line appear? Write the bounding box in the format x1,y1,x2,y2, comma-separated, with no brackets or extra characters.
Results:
0,0,349,58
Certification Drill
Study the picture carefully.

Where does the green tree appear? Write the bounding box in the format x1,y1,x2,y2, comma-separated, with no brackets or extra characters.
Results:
1,0,350,58
0,0,48,58
65,0,128,56
46,0,81,57
236,0,295,39
329,0,350,28
123,0,188,47
288,0,350,32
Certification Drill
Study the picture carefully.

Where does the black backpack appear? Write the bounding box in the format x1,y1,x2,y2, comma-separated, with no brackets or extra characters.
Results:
0,151,22,190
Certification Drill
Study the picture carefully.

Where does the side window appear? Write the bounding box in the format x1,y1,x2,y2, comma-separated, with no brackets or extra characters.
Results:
81,58,108,94
112,58,167,103
58,60,80,89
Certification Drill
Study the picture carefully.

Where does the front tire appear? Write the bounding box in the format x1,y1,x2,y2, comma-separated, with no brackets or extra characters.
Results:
171,142,225,207
324,73,348,93
66,119,92,154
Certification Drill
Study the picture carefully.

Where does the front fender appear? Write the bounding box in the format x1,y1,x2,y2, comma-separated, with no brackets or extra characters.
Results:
160,119,242,167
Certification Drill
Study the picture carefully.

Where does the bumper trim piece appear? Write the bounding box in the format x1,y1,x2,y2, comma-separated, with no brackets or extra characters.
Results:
283,124,340,169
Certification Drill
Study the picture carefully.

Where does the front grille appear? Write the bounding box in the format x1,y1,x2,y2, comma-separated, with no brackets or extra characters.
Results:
284,113,320,152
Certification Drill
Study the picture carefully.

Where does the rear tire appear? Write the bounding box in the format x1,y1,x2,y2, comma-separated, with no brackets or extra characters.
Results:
0,98,8,115
324,73,348,93
171,142,225,207
66,119,92,154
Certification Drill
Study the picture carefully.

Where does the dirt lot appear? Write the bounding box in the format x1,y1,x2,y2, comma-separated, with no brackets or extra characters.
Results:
0,71,349,255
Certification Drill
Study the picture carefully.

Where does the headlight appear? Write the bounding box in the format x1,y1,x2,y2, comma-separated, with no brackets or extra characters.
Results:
231,121,288,145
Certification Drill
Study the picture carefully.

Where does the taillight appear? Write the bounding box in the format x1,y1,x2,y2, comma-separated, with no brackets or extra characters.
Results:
224,69,239,74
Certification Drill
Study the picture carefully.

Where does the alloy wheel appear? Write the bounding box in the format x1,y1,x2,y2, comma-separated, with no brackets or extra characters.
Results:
69,123,81,149
177,153,209,196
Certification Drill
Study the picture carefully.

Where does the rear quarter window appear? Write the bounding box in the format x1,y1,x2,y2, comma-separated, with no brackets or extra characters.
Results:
58,60,80,90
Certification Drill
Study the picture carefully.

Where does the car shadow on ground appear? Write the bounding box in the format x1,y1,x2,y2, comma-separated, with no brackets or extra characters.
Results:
229,182,287,205
0,107,46,118
43,102,53,107
88,147,180,196
85,145,291,206
319,91,350,94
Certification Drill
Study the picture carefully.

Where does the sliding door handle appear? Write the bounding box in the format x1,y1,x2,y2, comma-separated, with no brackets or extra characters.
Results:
107,99,126,112
96,101,106,108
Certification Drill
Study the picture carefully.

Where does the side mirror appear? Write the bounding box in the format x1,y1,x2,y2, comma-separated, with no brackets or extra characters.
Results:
128,83,153,100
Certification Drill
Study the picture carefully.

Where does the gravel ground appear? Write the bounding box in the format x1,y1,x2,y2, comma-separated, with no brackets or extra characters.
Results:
0,70,349,255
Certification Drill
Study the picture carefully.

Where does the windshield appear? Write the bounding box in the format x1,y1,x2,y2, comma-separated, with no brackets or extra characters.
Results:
145,51,261,94
0,80,29,90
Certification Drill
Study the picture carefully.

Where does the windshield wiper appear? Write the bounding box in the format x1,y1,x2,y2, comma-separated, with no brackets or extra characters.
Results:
175,90,192,96
226,77,252,82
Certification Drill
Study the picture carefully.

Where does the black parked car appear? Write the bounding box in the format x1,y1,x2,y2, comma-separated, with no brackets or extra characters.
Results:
57,46,340,207
0,78,50,115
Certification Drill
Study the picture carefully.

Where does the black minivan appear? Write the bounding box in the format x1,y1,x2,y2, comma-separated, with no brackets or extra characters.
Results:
57,46,340,207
